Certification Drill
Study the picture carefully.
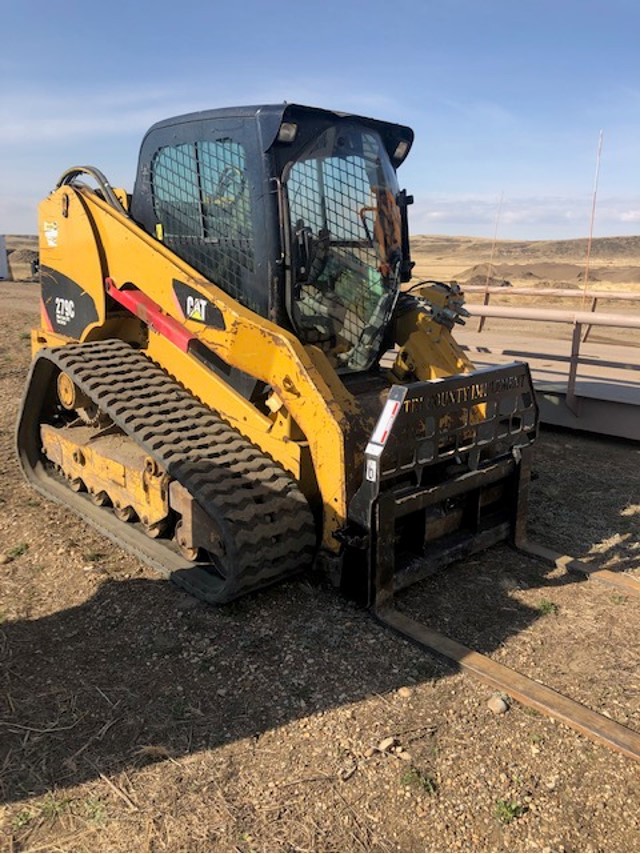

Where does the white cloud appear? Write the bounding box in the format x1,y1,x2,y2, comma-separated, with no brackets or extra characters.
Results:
0,86,205,145
410,194,639,239
0,79,406,149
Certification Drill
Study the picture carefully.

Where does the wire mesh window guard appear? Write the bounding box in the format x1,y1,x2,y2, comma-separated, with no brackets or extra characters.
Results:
152,139,255,307
286,128,400,371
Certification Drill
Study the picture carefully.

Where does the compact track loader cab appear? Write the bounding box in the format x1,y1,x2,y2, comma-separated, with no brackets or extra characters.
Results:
17,103,538,605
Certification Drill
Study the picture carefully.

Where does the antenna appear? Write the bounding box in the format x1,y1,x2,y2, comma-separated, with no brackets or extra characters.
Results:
478,191,504,333
582,130,603,308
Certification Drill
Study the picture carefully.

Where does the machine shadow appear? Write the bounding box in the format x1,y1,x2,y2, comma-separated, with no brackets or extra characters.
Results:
0,553,587,806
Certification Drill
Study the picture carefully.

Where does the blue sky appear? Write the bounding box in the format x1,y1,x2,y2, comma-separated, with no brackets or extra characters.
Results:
0,0,638,239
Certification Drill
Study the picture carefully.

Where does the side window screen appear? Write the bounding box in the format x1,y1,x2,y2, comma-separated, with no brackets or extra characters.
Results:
152,139,255,307
152,143,200,236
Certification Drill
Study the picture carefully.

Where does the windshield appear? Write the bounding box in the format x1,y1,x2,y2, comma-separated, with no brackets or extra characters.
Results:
284,125,402,372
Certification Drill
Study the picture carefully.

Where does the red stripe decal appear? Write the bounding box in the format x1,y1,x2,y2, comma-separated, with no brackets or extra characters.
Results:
372,400,401,446
40,296,53,332
105,278,194,352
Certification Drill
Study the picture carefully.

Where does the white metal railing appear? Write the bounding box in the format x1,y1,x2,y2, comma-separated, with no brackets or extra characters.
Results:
463,285,639,341
464,303,639,414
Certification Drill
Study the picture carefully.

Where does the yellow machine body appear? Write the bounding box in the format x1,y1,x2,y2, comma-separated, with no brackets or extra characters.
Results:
18,105,537,605
35,184,476,553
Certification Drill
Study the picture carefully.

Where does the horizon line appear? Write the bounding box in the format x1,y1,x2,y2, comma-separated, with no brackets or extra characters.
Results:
3,231,639,242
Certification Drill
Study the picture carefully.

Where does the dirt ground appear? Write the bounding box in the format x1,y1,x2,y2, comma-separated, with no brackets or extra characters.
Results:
0,271,639,852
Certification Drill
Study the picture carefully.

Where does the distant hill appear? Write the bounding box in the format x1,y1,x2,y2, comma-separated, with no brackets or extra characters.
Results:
410,235,639,264
410,235,639,289
3,233,639,285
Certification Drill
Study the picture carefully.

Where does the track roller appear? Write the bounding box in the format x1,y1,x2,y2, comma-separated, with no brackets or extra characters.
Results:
17,340,317,604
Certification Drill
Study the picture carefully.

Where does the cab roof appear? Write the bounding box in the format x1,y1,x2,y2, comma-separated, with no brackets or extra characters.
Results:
143,103,414,165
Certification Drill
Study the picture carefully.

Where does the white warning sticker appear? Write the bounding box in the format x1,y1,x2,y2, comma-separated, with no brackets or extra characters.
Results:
43,221,59,247
370,398,401,446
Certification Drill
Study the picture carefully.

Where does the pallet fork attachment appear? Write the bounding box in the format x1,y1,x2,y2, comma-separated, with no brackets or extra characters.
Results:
350,363,640,762
349,361,538,602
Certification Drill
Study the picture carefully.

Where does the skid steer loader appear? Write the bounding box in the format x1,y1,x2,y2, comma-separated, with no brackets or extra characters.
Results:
17,103,538,611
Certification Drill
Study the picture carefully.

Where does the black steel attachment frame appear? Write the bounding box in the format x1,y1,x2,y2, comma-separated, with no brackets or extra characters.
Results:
349,361,538,603
350,362,537,529
351,362,639,762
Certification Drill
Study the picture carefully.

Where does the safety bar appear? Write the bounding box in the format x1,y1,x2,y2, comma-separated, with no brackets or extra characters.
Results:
464,305,639,414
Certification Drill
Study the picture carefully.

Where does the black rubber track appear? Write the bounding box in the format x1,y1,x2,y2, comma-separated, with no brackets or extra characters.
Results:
16,340,317,603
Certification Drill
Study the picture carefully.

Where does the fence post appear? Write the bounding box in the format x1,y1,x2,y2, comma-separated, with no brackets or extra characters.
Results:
583,297,598,343
566,322,583,415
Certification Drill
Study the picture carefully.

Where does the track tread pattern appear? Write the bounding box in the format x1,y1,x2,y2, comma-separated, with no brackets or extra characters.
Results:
30,340,317,603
